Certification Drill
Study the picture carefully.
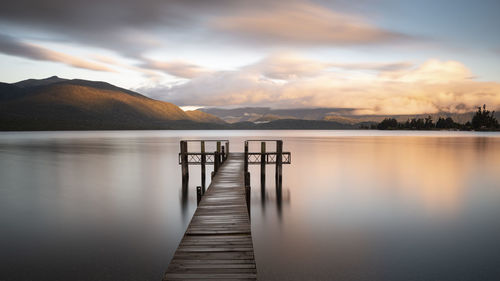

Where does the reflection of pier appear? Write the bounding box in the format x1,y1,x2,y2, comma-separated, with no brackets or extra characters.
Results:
165,140,291,280
259,187,291,219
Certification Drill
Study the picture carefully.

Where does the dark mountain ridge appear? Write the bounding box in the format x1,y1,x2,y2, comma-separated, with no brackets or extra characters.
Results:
0,76,223,130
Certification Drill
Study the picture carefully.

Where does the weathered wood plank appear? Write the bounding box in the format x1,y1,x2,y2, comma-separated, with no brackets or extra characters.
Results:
164,153,256,281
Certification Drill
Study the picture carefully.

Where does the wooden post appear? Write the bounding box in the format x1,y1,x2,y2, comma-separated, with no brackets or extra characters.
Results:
225,141,230,159
181,168,188,216
196,186,202,205
260,141,266,188
217,141,222,165
201,141,206,193
244,141,249,186
275,140,283,190
245,178,251,216
180,141,189,185
221,146,225,163
214,151,220,174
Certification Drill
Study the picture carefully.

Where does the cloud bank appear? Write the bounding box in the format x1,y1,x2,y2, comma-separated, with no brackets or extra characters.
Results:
139,55,500,114
0,34,112,72
0,0,414,59
212,2,412,46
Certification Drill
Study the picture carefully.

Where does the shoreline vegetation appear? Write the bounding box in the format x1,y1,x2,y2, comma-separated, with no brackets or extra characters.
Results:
371,105,499,132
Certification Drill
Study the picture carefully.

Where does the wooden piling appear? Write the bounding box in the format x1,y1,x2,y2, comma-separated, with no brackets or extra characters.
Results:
201,141,206,192
221,146,225,162
245,174,251,216
260,141,266,187
196,186,202,205
275,140,283,190
217,141,222,164
180,141,189,185
214,151,220,173
214,141,221,173
244,141,249,186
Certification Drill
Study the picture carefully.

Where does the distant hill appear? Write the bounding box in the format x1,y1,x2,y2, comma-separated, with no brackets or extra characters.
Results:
185,110,225,124
229,119,356,129
0,76,224,130
13,75,67,88
2,76,496,131
201,107,354,123
201,106,498,125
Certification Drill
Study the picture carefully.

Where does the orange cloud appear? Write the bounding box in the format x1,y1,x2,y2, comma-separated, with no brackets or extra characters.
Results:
144,56,500,114
141,58,210,79
0,34,113,72
246,52,331,79
212,2,412,46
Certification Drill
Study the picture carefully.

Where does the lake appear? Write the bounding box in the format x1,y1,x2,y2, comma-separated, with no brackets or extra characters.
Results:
1,130,500,281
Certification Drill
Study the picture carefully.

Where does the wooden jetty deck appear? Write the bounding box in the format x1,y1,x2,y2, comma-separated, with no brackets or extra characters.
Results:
164,153,257,280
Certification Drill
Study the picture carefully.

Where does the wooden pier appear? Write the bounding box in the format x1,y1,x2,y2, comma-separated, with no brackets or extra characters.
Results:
164,140,290,280
164,153,256,280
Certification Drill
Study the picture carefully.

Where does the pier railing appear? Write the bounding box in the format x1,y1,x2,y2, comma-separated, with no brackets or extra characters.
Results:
180,151,291,164
243,140,291,191
179,140,229,192
179,139,291,208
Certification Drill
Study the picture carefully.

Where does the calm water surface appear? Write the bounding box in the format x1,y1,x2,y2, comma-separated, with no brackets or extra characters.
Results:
1,130,499,281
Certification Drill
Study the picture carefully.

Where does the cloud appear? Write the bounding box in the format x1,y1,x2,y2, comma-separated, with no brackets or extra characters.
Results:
246,52,331,80
0,34,113,72
331,62,414,72
140,70,279,106
0,0,184,57
212,2,413,46
0,0,278,58
243,52,414,80
379,59,473,83
140,58,500,114
91,54,166,80
0,0,417,59
140,58,210,78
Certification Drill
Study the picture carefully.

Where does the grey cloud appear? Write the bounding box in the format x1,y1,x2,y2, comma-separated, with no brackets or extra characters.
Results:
0,33,113,72
0,0,417,59
0,0,276,58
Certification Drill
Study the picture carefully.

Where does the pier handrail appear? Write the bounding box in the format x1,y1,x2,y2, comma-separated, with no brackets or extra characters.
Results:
179,140,229,190
243,139,290,189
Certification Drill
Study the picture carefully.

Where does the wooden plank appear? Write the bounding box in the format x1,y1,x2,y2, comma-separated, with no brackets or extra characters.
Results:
164,153,256,281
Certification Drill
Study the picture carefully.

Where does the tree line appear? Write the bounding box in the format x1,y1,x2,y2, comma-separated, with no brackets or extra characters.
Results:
374,105,499,131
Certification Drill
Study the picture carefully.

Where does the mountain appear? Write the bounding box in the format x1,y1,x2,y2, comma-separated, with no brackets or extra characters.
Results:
0,76,224,130
229,119,356,129
185,110,225,124
201,107,355,123
2,76,495,131
13,75,67,88
201,106,498,125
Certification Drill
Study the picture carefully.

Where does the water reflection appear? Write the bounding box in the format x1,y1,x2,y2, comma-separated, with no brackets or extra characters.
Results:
178,156,292,221
259,186,291,220
251,135,500,281
1,131,499,281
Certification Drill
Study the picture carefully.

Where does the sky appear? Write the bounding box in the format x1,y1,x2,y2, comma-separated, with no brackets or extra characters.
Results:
1,0,499,114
